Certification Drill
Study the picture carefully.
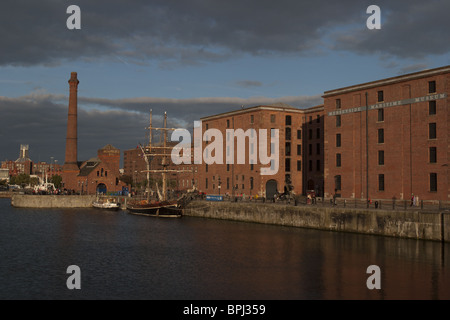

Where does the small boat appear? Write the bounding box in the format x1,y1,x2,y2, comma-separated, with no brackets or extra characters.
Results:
92,198,121,210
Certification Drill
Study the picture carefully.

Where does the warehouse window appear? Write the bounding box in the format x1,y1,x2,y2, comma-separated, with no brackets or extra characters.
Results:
336,153,341,167
297,144,301,155
285,142,291,156
377,90,384,102
336,99,341,109
428,81,436,94
297,160,302,171
429,101,436,115
334,175,341,191
378,129,384,144
429,123,436,139
336,134,341,147
378,150,384,165
378,174,385,191
336,115,341,127
285,158,291,172
378,109,384,122
430,173,437,192
429,147,437,163
297,129,302,139
286,115,292,125
286,127,291,140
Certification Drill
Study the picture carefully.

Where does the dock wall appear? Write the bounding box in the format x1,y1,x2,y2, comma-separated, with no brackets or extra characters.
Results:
185,201,450,242
11,194,97,208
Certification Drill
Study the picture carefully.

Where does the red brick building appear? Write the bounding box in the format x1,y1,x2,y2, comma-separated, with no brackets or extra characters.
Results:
197,104,324,199
323,65,449,201
75,144,124,195
61,72,124,194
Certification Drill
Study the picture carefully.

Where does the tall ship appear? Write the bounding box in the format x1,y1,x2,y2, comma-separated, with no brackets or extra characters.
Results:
126,110,193,218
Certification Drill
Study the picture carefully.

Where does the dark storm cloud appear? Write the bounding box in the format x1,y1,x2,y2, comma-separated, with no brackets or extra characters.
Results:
2,0,447,67
0,92,322,163
332,0,450,59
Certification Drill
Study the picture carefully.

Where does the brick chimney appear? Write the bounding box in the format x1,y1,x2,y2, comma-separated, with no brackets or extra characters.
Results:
62,72,80,189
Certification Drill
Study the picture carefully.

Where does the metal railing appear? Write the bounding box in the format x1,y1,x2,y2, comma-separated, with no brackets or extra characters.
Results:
199,194,450,212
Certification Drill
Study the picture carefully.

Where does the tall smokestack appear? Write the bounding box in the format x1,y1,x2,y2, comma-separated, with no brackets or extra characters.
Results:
63,72,79,172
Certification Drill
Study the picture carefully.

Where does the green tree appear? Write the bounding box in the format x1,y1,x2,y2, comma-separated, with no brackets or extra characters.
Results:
30,177,40,187
11,173,30,187
50,175,63,189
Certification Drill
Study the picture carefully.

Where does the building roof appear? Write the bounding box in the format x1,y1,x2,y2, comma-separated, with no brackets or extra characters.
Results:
201,104,323,121
99,144,119,151
323,65,450,98
78,157,101,177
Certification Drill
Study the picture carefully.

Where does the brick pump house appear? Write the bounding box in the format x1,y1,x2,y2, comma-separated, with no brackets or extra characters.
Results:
61,72,125,194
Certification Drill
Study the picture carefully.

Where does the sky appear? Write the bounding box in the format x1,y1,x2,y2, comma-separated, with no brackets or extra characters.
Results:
0,0,449,166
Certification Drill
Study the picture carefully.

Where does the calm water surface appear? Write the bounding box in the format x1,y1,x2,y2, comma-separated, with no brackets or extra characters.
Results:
0,198,448,300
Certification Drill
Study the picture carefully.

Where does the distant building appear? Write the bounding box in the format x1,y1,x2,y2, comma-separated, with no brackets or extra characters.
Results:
123,143,198,192
1,144,33,176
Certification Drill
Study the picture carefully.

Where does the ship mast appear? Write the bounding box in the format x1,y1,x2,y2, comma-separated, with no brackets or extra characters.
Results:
141,109,194,203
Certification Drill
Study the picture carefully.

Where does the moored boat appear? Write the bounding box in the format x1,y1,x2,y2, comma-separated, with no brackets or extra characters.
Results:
126,110,193,218
92,198,121,210
126,200,182,217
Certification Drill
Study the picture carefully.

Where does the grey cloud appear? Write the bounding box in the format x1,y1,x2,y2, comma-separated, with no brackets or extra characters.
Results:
0,92,322,164
235,80,263,88
332,0,450,59
2,0,444,67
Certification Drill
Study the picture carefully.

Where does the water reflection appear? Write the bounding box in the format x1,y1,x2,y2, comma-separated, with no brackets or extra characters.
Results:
0,199,448,300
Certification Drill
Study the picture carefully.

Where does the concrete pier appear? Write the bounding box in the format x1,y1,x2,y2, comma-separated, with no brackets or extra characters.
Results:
11,194,96,208
185,200,450,242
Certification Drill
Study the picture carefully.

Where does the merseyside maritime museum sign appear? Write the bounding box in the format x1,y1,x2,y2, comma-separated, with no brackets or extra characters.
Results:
327,93,447,116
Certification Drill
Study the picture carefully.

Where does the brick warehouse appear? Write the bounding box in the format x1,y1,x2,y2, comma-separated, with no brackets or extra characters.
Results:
196,104,324,199
323,65,449,201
